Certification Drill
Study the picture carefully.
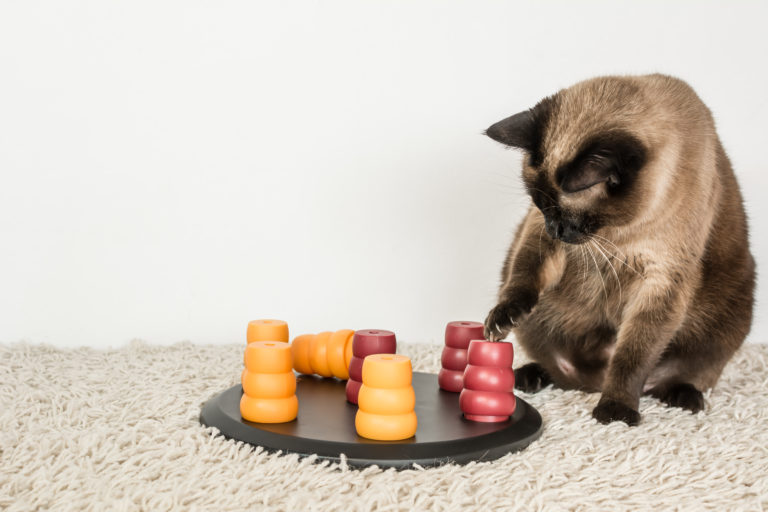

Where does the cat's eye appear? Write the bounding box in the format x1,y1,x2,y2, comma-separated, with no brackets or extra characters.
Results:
560,161,614,193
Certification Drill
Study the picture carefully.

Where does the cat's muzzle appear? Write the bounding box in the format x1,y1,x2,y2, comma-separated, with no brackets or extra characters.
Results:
545,216,588,244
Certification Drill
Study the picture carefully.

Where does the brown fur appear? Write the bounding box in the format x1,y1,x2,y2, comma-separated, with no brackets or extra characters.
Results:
484,74,755,425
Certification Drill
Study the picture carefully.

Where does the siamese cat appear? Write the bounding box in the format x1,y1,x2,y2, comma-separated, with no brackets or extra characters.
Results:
484,74,755,425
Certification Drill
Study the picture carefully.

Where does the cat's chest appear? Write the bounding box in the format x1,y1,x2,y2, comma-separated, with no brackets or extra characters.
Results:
542,244,645,324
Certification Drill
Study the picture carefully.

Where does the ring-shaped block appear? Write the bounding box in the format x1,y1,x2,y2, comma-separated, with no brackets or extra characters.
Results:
309,332,333,378
352,330,397,357
463,365,515,392
466,340,514,368
355,410,417,441
358,384,416,415
242,370,297,399
440,347,469,371
438,368,465,393
345,378,362,404
240,394,298,423
244,342,293,374
348,356,364,382
459,389,516,421
344,335,354,370
290,334,314,375
361,354,412,389
445,321,484,349
327,329,354,379
247,319,289,344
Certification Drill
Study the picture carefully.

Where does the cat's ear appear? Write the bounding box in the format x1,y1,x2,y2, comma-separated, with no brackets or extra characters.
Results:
558,154,616,193
485,110,537,150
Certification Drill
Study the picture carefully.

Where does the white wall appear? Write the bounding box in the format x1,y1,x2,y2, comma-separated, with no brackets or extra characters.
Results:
1,1,766,348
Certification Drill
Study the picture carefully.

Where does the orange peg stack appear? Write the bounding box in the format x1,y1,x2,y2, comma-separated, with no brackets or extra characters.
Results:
290,330,355,379
240,341,298,423
355,354,418,441
241,319,290,387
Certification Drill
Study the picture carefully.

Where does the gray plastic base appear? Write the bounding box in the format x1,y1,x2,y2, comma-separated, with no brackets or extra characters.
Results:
200,372,543,469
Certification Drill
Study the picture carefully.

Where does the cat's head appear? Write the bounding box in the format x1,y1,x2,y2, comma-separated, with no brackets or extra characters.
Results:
486,77,652,244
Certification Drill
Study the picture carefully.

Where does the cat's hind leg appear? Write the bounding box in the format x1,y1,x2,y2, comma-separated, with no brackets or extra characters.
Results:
513,309,615,394
514,363,553,393
643,282,752,415
646,382,705,413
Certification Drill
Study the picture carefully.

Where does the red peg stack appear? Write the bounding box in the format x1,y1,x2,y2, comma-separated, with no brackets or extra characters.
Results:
346,329,397,404
438,321,485,392
459,340,516,422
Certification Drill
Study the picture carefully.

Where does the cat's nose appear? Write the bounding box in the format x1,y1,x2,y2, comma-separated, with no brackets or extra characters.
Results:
560,222,583,243
545,218,564,239
546,218,583,244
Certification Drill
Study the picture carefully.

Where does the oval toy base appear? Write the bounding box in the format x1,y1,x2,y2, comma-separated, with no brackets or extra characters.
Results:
200,372,543,469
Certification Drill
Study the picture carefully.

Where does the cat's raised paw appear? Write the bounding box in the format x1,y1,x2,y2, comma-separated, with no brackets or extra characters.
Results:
592,398,640,426
649,383,705,413
514,363,552,393
483,292,537,341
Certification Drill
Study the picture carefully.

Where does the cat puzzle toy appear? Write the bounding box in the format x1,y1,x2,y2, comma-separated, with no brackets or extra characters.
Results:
200,319,542,469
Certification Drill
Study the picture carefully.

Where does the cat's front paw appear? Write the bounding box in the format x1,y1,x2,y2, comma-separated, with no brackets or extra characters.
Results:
483,290,537,341
592,397,640,426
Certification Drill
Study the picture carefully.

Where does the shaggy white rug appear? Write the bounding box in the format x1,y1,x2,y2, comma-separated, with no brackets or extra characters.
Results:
1,340,767,511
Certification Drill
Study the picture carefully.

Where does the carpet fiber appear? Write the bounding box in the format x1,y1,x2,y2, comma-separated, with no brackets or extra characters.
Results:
1,340,767,511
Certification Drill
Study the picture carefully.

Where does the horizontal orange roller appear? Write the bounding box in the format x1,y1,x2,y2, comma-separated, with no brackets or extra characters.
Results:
309,332,333,378
327,329,354,380
345,335,354,370
291,334,315,375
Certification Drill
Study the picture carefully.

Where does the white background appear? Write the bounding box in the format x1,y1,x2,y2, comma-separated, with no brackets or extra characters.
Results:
1,1,765,348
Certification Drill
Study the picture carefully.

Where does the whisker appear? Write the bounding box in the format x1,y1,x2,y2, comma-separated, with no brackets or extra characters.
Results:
591,238,622,316
591,234,628,259
527,187,558,204
586,241,608,301
590,234,642,277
